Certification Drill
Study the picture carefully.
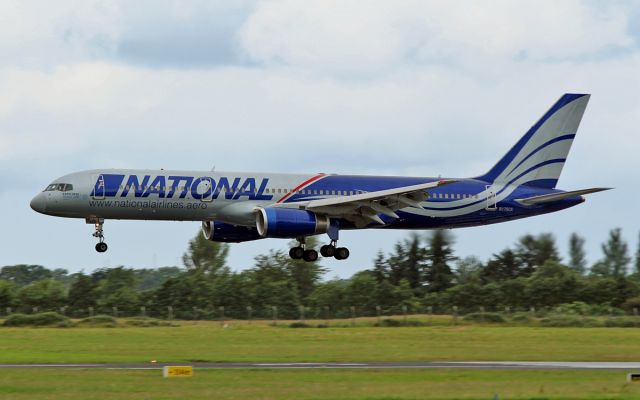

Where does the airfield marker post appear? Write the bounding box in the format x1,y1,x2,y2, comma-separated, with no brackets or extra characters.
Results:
427,306,433,325
167,306,173,321
140,306,146,317
5,307,11,316
530,306,535,317
33,306,38,314
88,307,93,317
247,306,252,323
376,305,381,324
402,305,408,323
452,306,458,325
112,306,118,318
219,306,225,326
272,306,278,325
350,306,356,327
59,306,66,316
634,307,638,317
299,305,305,323
479,306,485,323
192,306,198,321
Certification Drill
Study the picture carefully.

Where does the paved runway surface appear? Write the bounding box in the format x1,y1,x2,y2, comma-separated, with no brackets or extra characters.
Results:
0,362,639,370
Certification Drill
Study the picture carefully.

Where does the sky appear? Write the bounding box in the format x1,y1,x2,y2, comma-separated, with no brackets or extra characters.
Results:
1,0,639,278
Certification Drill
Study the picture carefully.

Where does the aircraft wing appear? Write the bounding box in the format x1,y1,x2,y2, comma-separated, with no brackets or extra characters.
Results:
515,187,612,205
273,179,456,227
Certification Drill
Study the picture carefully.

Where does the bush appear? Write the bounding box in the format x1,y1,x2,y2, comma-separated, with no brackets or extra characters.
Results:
3,312,72,327
538,315,602,327
374,318,426,327
604,317,640,328
78,315,118,327
510,312,532,323
124,317,176,327
289,322,312,328
463,312,505,324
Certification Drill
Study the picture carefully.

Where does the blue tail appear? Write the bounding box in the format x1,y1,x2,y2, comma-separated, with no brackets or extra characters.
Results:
477,93,590,189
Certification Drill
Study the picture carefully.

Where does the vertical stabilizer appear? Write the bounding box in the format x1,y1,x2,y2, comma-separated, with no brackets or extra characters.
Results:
478,94,590,188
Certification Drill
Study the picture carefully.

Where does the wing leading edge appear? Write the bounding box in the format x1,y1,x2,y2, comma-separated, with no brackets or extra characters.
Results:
271,179,456,227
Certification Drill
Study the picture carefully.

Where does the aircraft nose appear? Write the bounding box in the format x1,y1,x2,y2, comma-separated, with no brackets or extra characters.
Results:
30,193,47,213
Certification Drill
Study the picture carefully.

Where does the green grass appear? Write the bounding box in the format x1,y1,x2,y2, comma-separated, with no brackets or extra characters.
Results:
1,368,639,400
2,321,640,364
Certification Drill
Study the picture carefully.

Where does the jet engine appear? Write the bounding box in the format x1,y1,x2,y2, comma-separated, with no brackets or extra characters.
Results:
201,220,261,243
255,207,330,238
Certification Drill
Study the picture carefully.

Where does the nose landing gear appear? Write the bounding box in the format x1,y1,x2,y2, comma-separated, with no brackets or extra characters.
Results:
89,218,108,253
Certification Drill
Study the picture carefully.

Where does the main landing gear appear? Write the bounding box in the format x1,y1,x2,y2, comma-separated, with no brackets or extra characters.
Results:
289,239,350,262
90,219,108,253
289,237,319,262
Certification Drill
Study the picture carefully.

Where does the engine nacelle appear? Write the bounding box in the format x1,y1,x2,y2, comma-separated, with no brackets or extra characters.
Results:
201,220,261,243
255,207,330,238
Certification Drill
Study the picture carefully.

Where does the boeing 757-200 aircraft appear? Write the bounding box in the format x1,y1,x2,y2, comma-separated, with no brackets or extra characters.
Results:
31,94,609,262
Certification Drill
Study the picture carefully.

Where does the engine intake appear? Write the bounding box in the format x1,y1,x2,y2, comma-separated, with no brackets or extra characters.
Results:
256,208,330,238
201,220,261,243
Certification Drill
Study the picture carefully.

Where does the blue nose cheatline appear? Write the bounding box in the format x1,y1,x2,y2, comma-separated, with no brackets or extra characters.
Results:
30,193,46,213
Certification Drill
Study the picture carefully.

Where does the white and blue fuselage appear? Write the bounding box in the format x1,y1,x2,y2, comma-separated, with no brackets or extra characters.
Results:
30,94,610,260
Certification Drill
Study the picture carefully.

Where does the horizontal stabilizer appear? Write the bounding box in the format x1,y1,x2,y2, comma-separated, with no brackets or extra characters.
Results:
515,187,612,205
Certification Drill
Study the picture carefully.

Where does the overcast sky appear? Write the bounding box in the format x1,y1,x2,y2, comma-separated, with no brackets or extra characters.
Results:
1,0,639,277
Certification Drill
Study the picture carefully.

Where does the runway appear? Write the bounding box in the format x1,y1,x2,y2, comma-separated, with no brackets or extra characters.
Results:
0,361,639,371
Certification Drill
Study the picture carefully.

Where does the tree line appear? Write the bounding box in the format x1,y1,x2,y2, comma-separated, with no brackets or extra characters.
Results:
2,228,640,319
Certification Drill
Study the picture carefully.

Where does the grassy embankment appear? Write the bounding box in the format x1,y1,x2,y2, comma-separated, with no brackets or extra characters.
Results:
1,317,640,363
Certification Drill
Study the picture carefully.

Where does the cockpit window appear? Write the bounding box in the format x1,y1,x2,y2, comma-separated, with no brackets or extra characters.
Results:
44,183,73,192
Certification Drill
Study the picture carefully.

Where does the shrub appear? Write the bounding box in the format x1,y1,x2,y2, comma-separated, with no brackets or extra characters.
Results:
463,312,505,324
78,315,118,327
124,317,176,327
3,312,72,327
374,318,426,327
510,312,532,323
538,315,602,327
604,317,640,328
289,322,312,328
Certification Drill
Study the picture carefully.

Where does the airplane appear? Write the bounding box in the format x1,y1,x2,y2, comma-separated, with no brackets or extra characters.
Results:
30,93,610,262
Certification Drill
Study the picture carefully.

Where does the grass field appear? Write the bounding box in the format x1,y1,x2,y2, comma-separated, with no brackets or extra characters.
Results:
1,368,640,400
1,319,640,364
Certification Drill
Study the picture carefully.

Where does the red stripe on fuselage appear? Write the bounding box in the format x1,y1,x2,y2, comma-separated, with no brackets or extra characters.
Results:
277,174,327,203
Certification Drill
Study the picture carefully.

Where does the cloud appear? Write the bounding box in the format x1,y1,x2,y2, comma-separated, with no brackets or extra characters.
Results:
239,0,636,77
1,1,639,275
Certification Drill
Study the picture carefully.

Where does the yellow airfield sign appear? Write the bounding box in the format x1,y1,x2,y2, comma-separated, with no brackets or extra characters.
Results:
163,366,194,378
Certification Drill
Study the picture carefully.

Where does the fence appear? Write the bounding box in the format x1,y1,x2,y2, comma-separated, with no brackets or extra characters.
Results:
1,304,637,322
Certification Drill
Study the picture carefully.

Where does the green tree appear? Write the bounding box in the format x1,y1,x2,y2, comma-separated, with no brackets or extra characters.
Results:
246,251,300,318
635,232,640,275
599,228,630,277
94,267,140,313
515,233,560,276
388,233,428,289
454,256,483,285
0,280,17,309
182,230,229,275
16,279,66,311
481,249,521,282
424,230,456,292
67,273,98,312
285,237,327,301
524,260,580,308
568,233,587,274
0,265,52,286
371,250,390,283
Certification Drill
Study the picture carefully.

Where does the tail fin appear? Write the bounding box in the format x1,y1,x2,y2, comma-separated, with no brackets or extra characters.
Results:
478,93,590,189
